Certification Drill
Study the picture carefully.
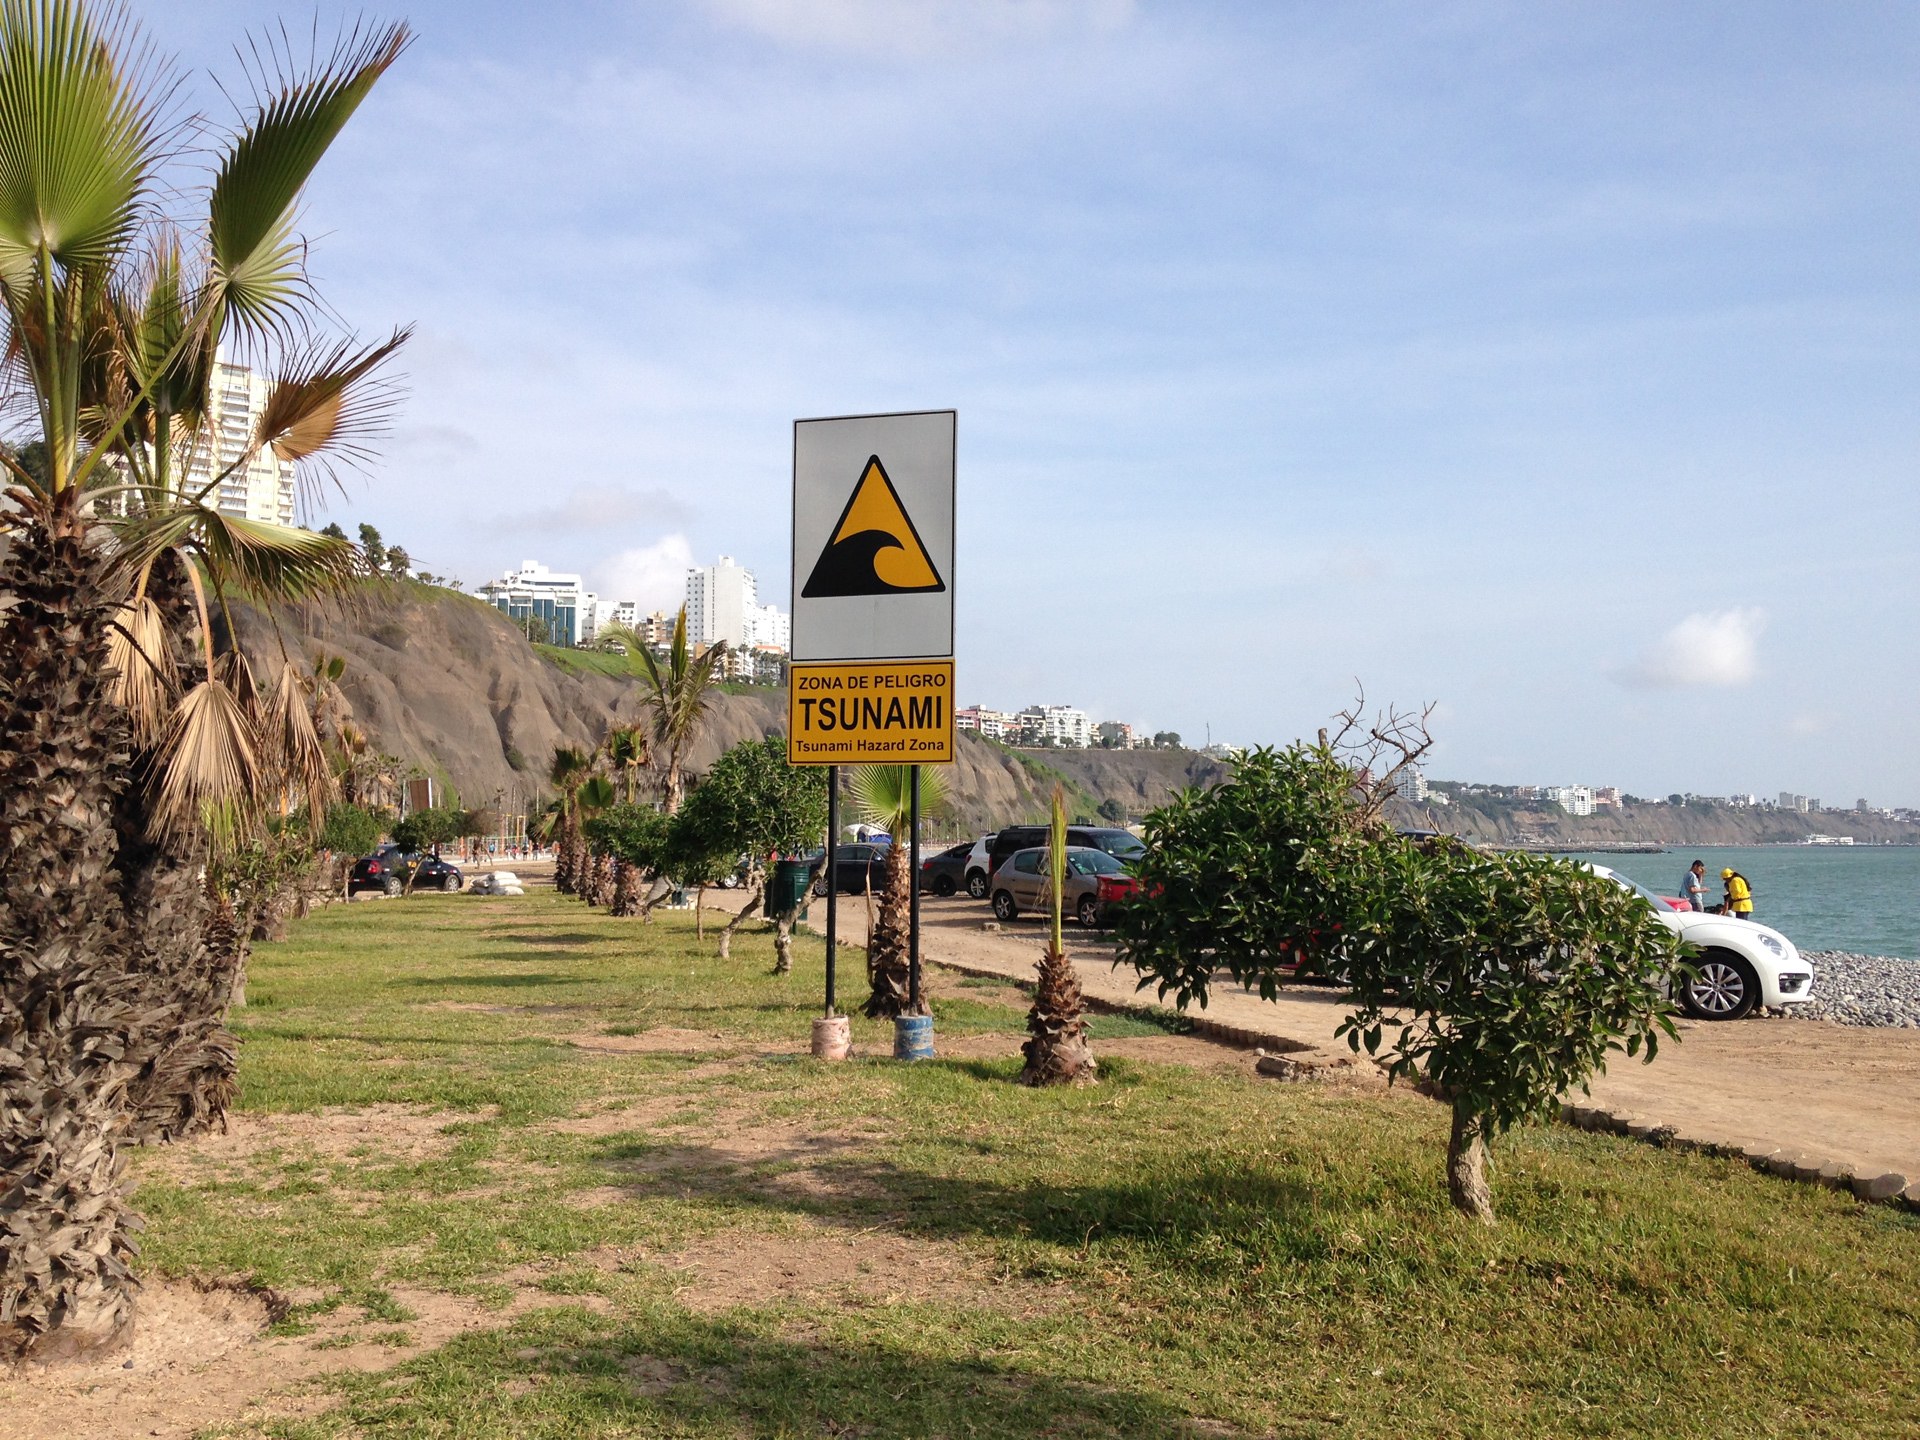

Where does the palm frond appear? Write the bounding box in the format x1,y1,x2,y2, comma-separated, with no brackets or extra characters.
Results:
548,744,590,789
105,589,176,745
848,765,947,837
148,674,260,836
260,658,330,824
207,19,410,344
250,328,407,511
0,0,169,284
111,503,365,603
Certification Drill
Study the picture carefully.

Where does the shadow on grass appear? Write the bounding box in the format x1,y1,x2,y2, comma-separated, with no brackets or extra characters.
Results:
584,1134,1322,1260
333,1301,1227,1439
489,931,608,947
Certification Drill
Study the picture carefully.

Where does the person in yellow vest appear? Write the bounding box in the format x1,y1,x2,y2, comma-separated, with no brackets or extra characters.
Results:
1721,867,1754,920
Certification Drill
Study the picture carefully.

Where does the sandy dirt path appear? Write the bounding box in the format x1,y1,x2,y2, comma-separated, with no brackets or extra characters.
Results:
792,891,1920,1182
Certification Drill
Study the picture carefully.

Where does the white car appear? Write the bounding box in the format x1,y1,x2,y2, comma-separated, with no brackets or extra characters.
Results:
963,835,994,899
1588,865,1814,1020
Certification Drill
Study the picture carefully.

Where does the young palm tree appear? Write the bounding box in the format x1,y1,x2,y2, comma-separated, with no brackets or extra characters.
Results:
0,2,407,1361
599,607,724,814
849,765,947,1018
546,745,591,895
576,776,616,906
1020,787,1097,1087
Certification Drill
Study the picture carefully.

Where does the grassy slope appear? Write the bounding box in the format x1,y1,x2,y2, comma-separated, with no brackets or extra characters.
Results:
137,894,1920,1438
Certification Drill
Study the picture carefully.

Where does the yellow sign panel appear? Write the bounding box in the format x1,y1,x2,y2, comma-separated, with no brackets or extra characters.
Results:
801,455,947,598
787,660,955,766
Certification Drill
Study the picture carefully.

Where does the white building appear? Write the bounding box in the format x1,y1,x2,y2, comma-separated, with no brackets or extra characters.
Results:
480,560,589,646
1544,785,1594,817
745,601,791,652
1021,704,1093,748
685,556,756,649
182,357,298,525
1392,765,1429,803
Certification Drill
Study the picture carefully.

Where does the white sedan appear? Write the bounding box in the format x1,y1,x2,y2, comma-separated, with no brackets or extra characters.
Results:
1588,865,1814,1020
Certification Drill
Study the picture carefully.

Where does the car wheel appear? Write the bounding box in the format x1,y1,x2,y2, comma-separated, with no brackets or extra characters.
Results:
442,874,461,893
934,875,956,897
382,876,403,897
1680,951,1759,1021
966,871,988,900
812,877,827,898
1077,895,1100,929
992,890,1018,922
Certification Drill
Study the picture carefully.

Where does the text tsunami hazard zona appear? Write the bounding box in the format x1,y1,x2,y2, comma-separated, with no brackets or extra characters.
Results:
787,660,954,766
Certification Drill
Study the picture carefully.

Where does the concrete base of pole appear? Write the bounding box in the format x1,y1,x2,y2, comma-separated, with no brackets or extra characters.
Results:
810,1014,852,1061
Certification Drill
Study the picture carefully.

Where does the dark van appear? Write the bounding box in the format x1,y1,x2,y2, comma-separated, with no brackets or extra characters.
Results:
985,825,1143,879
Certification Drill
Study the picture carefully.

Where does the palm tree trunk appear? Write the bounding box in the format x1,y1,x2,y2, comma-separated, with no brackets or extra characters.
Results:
862,842,919,1018
1020,942,1097,1087
610,858,639,916
110,553,238,1143
585,848,611,907
695,882,706,939
0,500,144,1363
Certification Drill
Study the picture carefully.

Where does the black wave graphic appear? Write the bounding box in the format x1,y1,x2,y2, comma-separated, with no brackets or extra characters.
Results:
802,529,946,598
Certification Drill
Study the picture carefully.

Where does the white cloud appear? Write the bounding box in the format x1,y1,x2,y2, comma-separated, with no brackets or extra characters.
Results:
589,534,696,613
703,0,1135,59
1618,608,1765,689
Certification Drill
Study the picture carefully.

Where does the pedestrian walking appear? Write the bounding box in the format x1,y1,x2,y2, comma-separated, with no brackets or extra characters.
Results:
1721,867,1754,920
1680,859,1709,911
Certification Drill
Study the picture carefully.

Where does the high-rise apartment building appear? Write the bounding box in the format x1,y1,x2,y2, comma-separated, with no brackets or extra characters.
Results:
685,556,791,653
177,358,299,525
685,555,755,648
1392,765,1429,803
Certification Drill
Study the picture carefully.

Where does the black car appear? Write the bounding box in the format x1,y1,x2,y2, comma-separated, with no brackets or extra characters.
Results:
984,825,1143,880
811,841,891,896
917,841,974,896
349,846,464,895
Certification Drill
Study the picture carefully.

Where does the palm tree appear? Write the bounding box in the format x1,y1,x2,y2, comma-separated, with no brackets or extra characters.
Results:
547,745,591,895
601,723,650,803
1020,787,1097,1086
0,2,407,1361
849,765,947,1018
576,776,616,906
600,607,723,814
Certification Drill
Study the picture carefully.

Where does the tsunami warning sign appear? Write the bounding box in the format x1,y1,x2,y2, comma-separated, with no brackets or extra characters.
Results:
787,659,954,765
790,411,955,767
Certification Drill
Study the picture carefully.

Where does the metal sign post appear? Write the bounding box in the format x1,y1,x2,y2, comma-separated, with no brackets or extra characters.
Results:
789,411,955,1061
824,767,838,1016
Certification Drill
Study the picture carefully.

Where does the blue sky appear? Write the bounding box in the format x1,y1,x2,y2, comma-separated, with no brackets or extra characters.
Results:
143,1,1920,804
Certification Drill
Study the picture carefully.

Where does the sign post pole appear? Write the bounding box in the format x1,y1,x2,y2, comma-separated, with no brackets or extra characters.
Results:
908,765,922,1014
824,766,838,1017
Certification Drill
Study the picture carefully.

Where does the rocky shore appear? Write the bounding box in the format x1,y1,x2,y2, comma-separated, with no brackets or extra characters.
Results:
1793,952,1920,1029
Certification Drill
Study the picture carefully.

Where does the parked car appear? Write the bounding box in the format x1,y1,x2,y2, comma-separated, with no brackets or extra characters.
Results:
962,835,993,898
811,842,892,896
349,845,464,896
918,841,975,896
984,824,1143,881
1586,864,1813,1020
989,845,1135,928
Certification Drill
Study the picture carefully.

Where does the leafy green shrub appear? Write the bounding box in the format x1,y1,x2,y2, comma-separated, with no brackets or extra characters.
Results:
1116,743,1687,1220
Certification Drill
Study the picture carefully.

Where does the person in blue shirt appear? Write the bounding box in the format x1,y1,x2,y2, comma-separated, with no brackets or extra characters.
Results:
1680,859,1709,911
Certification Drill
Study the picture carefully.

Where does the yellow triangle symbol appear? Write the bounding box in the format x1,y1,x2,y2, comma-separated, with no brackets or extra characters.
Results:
802,456,946,597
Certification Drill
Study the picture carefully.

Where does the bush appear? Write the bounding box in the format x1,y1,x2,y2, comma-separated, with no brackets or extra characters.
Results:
1116,743,1687,1220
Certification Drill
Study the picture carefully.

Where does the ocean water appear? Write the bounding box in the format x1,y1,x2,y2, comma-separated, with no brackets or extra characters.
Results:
1559,846,1920,961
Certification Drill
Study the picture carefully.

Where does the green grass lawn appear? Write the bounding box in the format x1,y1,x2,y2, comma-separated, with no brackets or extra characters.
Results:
138,892,1920,1438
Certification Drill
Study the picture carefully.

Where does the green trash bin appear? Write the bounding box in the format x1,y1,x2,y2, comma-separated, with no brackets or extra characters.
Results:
768,858,812,919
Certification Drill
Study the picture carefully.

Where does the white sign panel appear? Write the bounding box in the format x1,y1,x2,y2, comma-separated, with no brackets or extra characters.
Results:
790,410,955,662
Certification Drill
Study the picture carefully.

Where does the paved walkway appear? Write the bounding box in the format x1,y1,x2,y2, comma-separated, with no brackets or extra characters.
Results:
796,894,1920,1184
